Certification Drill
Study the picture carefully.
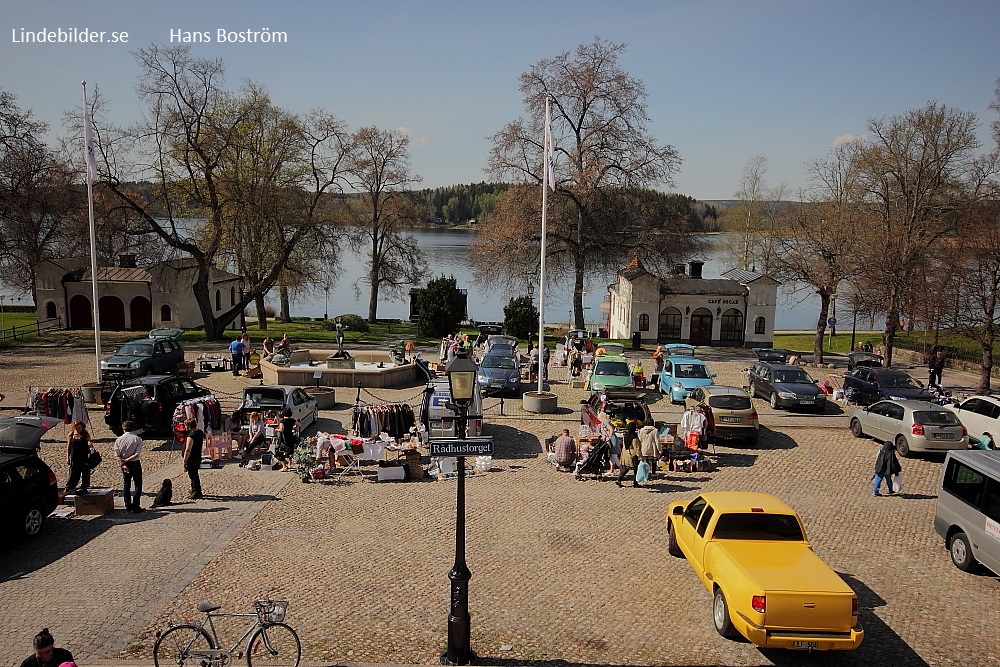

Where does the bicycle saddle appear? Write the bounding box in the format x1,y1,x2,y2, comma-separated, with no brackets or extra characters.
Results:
197,602,221,613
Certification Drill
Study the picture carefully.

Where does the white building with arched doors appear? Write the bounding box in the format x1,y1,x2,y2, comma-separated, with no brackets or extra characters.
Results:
34,255,241,331
606,258,779,347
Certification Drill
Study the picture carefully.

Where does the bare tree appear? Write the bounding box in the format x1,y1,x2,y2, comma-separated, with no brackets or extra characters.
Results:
342,126,426,323
0,89,85,302
485,38,687,329
96,45,344,339
852,102,992,365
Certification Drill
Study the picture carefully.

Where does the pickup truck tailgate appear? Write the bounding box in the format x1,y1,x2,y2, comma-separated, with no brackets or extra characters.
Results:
716,541,856,630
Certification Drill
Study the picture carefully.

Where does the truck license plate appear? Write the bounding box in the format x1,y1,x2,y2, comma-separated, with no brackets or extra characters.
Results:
792,641,818,650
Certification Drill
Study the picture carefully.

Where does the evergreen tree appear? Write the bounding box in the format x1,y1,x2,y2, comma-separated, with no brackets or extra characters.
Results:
415,275,466,337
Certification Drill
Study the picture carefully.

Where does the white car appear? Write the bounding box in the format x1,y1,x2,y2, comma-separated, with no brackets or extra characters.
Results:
240,385,318,431
946,395,1000,443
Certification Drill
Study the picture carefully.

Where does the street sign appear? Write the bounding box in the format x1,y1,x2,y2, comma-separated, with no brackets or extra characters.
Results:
429,437,494,457
827,317,837,326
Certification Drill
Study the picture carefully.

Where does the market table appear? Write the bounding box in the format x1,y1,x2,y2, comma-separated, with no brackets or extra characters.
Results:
197,356,232,372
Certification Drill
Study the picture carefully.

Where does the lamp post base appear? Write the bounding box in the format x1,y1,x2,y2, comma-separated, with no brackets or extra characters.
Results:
440,650,477,666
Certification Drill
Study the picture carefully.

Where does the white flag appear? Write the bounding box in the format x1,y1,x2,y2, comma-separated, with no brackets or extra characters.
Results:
83,94,98,181
544,97,555,191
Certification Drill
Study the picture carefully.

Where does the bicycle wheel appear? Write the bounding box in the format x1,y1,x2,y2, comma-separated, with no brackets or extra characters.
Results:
153,623,215,667
246,622,301,667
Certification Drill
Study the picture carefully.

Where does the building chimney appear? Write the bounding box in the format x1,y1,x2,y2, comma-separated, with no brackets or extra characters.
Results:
118,254,137,268
689,261,704,279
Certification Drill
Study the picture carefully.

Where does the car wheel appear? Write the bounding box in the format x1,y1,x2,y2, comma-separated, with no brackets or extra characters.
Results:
22,499,46,538
667,520,683,558
749,382,757,398
769,393,780,410
949,532,976,571
850,419,865,438
712,589,739,639
895,435,911,458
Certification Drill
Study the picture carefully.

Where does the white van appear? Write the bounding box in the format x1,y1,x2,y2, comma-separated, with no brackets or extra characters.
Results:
934,450,1000,575
419,378,483,441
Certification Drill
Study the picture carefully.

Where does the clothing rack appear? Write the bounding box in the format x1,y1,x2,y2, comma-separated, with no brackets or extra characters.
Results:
26,386,90,426
351,402,416,439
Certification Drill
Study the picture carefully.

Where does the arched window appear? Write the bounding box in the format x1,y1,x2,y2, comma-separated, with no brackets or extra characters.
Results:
638,313,649,331
230,286,236,306
161,304,172,322
658,307,682,340
720,308,744,342
215,290,221,311
755,316,766,335
45,301,57,319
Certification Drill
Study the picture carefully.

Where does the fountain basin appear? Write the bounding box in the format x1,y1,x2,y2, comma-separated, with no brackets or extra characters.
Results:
261,349,418,388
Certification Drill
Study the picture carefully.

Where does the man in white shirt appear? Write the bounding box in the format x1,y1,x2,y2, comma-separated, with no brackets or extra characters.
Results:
112,420,145,512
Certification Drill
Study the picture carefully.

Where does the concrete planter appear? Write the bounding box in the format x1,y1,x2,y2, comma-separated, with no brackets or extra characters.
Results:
82,382,102,404
523,391,558,414
303,386,336,409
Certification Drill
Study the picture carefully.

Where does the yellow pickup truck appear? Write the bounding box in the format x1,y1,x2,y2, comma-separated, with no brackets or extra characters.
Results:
666,491,864,651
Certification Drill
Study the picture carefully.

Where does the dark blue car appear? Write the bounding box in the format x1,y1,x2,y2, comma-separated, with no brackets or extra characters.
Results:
843,367,932,405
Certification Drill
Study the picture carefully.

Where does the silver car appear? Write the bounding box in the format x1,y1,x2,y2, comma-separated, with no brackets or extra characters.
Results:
849,399,968,457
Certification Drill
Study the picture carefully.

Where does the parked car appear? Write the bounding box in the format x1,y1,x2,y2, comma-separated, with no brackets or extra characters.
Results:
587,355,635,392
945,395,1000,444
667,343,698,357
659,355,715,404
419,378,484,441
580,387,654,432
104,375,213,436
842,367,932,405
485,335,518,351
566,329,591,350
747,362,826,411
239,385,318,431
484,342,517,359
0,416,61,539
934,450,1000,575
685,385,759,446
846,351,884,372
665,491,864,651
849,400,968,457
100,328,185,380
477,353,522,397
473,324,503,349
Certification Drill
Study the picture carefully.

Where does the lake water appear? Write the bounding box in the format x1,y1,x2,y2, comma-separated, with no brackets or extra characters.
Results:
287,228,826,331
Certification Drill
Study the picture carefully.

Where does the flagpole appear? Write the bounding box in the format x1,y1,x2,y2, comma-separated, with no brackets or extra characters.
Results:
537,95,551,394
83,81,102,384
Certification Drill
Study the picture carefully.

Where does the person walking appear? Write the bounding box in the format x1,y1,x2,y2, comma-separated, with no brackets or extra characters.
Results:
65,420,92,495
229,335,245,376
541,344,550,381
652,345,665,388
929,349,946,389
112,421,144,512
872,439,902,496
19,628,73,667
182,418,205,499
617,422,640,487
637,418,660,480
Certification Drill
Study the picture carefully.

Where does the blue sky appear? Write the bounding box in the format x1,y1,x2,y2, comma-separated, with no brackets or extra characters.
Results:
2,0,997,200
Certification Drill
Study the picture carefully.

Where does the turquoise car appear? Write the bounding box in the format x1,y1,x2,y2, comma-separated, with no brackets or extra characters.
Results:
658,347,715,404
587,354,635,393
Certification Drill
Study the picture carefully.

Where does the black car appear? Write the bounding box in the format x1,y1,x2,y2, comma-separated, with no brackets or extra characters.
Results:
847,351,884,372
748,361,827,411
100,328,185,380
104,375,212,435
843,367,932,405
0,416,61,538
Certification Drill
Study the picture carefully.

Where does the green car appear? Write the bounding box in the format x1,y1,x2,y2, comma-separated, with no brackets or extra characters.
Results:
586,354,635,393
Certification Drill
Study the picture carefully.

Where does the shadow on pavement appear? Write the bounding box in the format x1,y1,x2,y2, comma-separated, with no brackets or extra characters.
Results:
712,452,759,468
756,427,798,450
0,514,115,581
483,423,543,460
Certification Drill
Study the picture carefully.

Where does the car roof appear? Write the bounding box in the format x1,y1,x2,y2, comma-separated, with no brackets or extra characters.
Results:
759,363,803,371
946,450,1000,477
699,385,750,398
695,491,797,514
960,395,1000,405
594,355,629,363
672,357,708,366
871,400,948,410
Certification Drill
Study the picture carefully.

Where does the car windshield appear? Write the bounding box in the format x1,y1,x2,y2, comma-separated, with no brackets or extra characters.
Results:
914,410,960,426
488,344,514,355
674,364,709,379
116,343,153,357
709,395,751,410
595,361,631,376
481,356,516,369
712,513,804,541
883,373,918,388
244,390,285,408
774,370,813,384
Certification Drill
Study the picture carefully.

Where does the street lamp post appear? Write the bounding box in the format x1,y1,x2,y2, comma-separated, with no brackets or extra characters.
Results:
828,292,837,348
237,277,247,331
442,350,478,665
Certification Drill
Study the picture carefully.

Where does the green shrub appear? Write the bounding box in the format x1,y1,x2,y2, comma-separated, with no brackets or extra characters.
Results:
335,313,369,333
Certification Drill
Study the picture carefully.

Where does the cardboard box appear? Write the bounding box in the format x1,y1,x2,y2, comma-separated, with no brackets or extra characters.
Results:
377,465,406,481
74,488,114,515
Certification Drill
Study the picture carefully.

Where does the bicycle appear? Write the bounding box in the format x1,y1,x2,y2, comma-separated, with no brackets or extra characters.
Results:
152,599,301,667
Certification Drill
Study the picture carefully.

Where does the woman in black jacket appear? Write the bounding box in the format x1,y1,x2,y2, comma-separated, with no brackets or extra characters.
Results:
873,440,902,496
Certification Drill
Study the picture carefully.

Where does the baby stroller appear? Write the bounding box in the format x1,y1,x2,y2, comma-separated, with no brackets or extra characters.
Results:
574,439,611,480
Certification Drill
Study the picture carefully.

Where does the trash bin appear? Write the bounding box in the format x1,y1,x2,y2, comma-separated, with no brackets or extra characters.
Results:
631,331,642,350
